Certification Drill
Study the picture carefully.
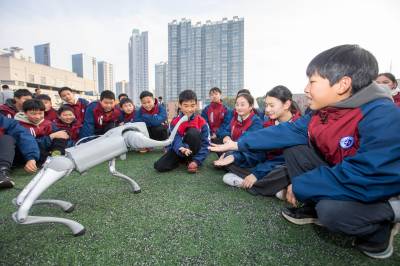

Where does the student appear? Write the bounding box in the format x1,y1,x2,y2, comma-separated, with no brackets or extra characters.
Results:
0,84,14,105
118,98,136,125
154,90,210,173
79,90,120,139
52,105,82,153
0,89,32,118
35,94,58,122
135,91,168,141
375,73,399,106
14,99,69,163
58,87,89,124
201,87,232,143
33,88,42,98
215,86,301,198
209,45,400,259
0,114,40,189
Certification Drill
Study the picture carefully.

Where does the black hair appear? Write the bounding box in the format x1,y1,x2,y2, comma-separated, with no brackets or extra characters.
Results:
266,85,300,114
235,93,254,106
377,72,398,86
35,88,41,92
306,44,378,94
57,105,75,116
237,89,251,96
2,85,9,90
119,97,134,108
14,89,33,99
23,99,45,112
139,91,153,99
35,94,52,101
118,93,129,101
58,87,73,96
100,90,115,101
209,87,222,94
179,90,197,104
158,96,163,100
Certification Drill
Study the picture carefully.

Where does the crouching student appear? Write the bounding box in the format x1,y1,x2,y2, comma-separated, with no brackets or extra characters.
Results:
201,87,232,143
215,86,301,199
209,45,400,259
14,99,69,163
51,105,82,154
0,89,32,118
118,98,136,125
79,90,120,139
58,87,89,124
0,114,40,189
135,91,168,141
154,90,210,173
35,94,58,122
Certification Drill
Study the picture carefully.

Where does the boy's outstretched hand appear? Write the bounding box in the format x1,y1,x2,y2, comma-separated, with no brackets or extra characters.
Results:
24,159,37,173
179,147,192,156
213,153,235,167
208,141,239,153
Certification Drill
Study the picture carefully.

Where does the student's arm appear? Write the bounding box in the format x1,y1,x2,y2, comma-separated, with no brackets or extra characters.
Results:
192,124,211,165
138,105,168,127
292,100,400,203
216,107,232,137
200,106,209,124
79,103,96,139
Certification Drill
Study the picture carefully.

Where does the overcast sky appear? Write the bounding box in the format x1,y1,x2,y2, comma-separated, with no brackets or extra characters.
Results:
1,0,399,96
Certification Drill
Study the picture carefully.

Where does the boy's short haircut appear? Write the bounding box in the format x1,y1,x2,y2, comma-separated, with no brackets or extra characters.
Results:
35,94,52,102
2,84,9,90
14,89,33,99
139,91,153,100
119,97,134,107
23,99,45,112
58,87,73,96
237,89,251,96
118,93,129,100
306,44,378,94
209,87,222,94
100,90,115,101
57,105,75,116
179,90,197,104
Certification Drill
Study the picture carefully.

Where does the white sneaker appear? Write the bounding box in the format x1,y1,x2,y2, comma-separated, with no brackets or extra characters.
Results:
223,173,243,187
275,189,287,201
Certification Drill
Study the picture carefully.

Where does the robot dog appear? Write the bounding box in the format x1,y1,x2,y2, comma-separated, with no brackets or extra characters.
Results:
12,116,188,236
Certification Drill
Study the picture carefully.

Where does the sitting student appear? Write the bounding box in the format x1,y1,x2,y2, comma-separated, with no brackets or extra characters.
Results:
209,45,400,259
79,90,120,139
35,94,58,122
201,87,232,143
52,105,82,154
14,99,69,163
154,90,210,173
215,86,301,199
0,89,32,118
118,98,136,125
0,114,40,189
375,73,400,106
58,87,89,124
135,91,168,141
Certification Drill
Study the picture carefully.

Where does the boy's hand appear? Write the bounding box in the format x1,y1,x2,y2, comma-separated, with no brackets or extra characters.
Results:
242,174,257,189
209,141,238,153
286,184,298,207
179,147,192,156
50,131,69,140
24,159,37,173
222,136,232,144
213,153,234,166
211,133,217,139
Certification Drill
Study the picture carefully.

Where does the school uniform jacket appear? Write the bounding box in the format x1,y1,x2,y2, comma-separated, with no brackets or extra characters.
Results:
0,99,18,118
64,98,89,124
134,99,167,127
201,102,232,136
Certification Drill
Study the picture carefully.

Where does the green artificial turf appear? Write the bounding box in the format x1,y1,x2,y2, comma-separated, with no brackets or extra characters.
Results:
0,151,399,265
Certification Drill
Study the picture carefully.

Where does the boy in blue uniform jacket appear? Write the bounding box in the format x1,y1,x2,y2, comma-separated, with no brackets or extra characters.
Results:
135,91,168,141
154,90,210,173
0,114,40,189
210,45,400,259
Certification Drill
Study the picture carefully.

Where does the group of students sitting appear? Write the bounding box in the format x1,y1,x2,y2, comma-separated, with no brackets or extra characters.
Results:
0,44,400,259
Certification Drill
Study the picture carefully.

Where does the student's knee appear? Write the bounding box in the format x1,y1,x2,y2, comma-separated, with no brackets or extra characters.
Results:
185,128,201,139
153,159,168,172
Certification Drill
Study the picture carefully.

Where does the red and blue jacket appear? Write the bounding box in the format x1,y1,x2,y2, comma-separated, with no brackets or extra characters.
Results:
0,99,18,118
393,92,400,107
0,114,40,162
52,118,82,147
45,108,58,122
201,102,232,136
64,98,89,124
135,99,167,127
79,101,121,139
168,113,210,165
237,82,400,203
118,110,136,124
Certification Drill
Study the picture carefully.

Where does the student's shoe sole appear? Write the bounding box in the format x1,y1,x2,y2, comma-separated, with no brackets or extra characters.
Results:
281,210,322,226
0,179,15,189
360,223,399,259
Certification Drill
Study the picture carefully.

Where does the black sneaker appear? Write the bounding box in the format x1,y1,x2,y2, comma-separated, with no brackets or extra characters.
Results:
356,223,399,259
281,205,321,225
0,167,14,189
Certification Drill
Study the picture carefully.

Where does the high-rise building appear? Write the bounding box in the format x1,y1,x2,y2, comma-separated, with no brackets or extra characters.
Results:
155,62,168,100
128,29,149,104
168,17,244,102
34,43,51,66
97,61,114,93
72,53,98,93
116,80,128,96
